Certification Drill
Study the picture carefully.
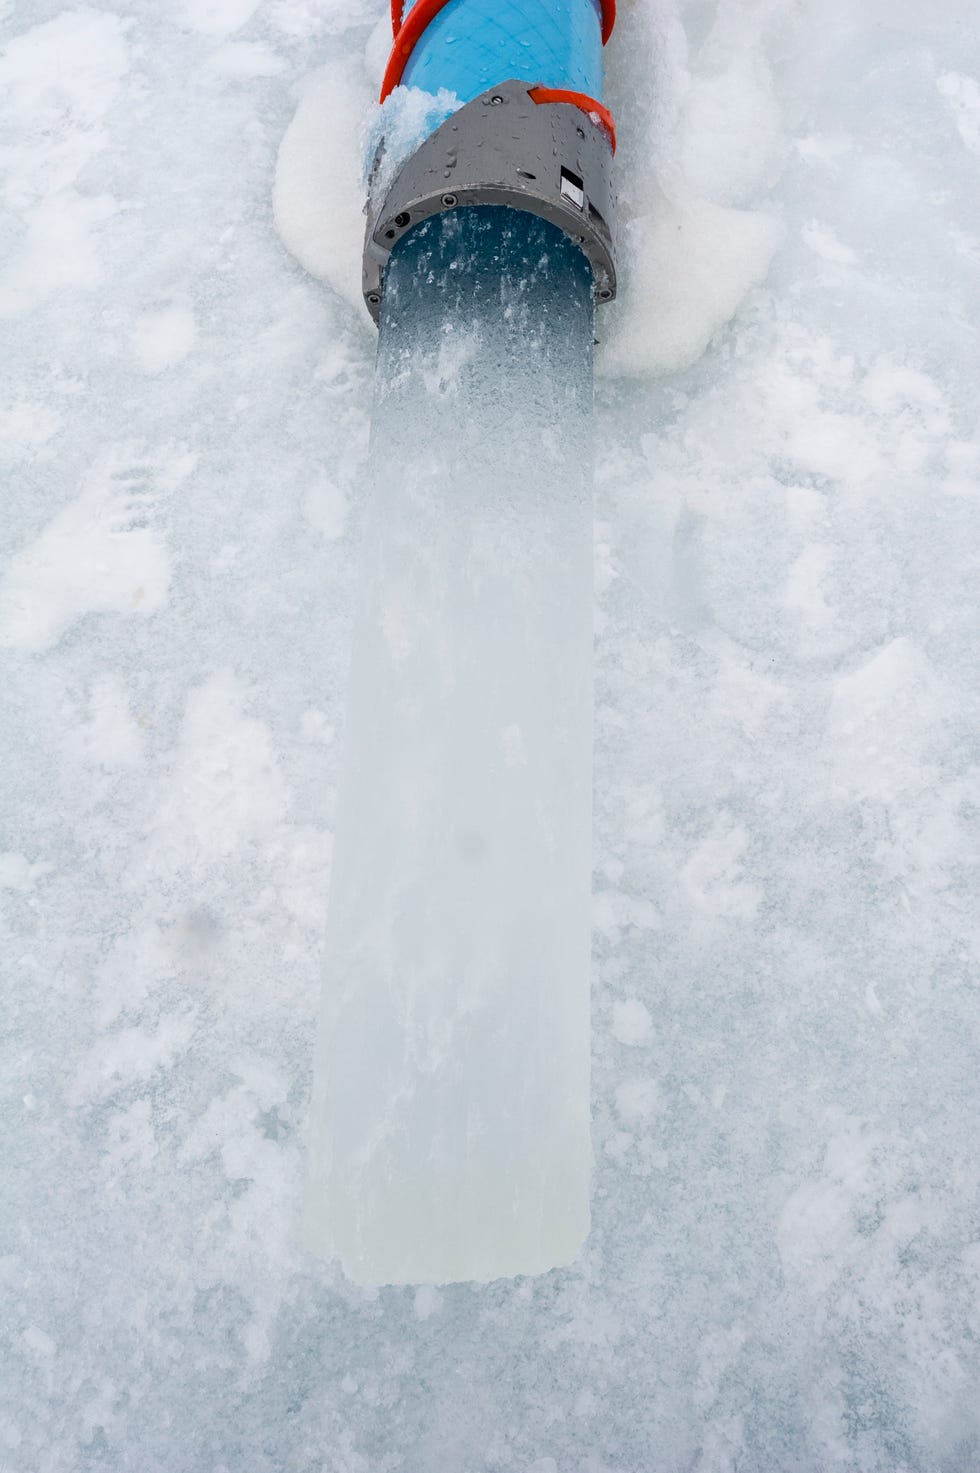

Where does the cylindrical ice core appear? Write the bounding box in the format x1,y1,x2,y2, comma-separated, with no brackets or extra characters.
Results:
303,207,595,1285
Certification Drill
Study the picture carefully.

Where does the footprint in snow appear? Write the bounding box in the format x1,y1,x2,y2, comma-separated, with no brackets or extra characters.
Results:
0,444,179,652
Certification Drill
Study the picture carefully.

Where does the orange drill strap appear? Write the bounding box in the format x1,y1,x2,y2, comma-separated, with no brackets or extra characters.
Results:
528,85,616,152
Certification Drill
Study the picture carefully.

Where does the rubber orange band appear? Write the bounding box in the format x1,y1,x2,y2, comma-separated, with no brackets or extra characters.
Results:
528,85,616,152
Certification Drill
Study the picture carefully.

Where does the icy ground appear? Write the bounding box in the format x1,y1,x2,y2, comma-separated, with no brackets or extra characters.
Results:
2,0,980,1468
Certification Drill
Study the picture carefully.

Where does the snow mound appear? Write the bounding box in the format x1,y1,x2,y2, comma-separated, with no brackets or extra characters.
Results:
273,60,373,317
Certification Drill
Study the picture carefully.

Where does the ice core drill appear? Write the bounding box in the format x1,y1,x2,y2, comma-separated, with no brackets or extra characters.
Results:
363,0,617,322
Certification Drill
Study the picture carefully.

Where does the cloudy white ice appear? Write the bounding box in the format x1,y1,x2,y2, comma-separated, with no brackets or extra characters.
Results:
302,206,598,1287
2,0,980,1468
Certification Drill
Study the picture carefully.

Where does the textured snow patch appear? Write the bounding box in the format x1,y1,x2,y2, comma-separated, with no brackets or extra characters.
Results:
828,639,946,803
0,10,129,315
205,40,286,76
680,819,762,921
130,304,198,373
777,1178,855,1295
273,62,372,316
103,1099,158,1172
614,1077,660,1120
413,1285,443,1320
0,402,61,458
784,543,834,629
0,853,53,893
179,0,261,38
0,10,130,147
802,221,858,265
0,446,171,651
0,192,118,318
22,1325,56,1359
302,475,348,541
67,1010,198,1108
611,999,653,1046
62,675,145,770
760,335,883,484
156,671,289,859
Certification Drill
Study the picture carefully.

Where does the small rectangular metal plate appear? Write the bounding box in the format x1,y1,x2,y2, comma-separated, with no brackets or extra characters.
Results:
560,168,585,210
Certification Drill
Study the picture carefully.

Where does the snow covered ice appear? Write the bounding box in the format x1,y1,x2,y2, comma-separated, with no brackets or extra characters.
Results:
2,0,980,1469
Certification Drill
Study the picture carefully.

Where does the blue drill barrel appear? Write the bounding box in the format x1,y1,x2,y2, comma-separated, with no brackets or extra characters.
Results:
397,0,606,104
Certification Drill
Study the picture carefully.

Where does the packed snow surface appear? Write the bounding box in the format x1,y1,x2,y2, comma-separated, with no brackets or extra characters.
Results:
3,0,980,1470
